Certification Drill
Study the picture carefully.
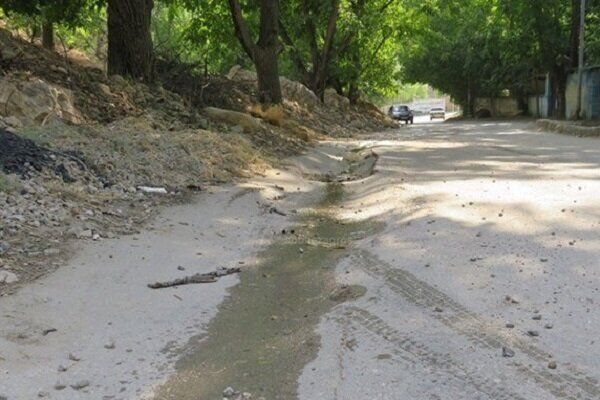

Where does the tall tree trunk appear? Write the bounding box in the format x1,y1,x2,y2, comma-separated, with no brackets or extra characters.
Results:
42,22,54,50
107,0,155,82
228,0,282,104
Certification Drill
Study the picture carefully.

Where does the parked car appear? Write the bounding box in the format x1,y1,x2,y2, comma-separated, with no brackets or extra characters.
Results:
388,105,414,124
430,107,446,120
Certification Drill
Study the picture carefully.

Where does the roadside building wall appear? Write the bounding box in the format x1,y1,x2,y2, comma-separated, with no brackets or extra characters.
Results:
565,66,600,120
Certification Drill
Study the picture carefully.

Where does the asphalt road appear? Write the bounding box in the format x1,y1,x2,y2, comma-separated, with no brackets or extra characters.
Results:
2,120,599,400
299,120,600,400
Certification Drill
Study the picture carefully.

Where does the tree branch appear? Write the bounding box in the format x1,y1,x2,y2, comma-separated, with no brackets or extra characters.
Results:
279,19,310,78
227,0,257,60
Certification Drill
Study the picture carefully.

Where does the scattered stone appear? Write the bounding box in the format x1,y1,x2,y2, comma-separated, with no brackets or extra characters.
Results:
0,270,19,284
505,295,520,304
434,307,444,313
527,330,540,337
54,382,66,391
43,248,60,256
505,323,515,329
58,364,68,372
502,347,515,358
0,242,10,255
104,339,116,350
548,361,557,370
38,391,50,398
78,230,93,239
544,324,554,330
68,353,81,362
223,387,237,397
70,380,90,390
532,314,542,321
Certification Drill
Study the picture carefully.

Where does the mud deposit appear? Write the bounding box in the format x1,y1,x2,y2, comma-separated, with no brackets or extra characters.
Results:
153,183,381,400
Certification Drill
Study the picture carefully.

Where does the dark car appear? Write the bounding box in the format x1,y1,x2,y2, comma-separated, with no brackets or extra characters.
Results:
388,105,414,124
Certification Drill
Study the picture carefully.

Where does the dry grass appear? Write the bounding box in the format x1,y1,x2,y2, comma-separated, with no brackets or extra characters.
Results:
0,172,21,193
23,116,272,189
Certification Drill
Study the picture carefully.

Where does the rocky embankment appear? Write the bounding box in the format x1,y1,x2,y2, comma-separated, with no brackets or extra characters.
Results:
0,28,394,294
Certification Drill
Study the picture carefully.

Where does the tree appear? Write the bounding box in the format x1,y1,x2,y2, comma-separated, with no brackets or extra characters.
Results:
227,0,282,104
0,0,90,50
106,0,155,81
279,0,340,99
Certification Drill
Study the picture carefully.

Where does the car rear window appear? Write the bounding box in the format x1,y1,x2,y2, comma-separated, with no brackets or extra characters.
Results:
393,106,408,111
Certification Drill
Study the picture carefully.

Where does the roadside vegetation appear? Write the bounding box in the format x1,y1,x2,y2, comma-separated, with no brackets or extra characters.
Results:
401,0,600,118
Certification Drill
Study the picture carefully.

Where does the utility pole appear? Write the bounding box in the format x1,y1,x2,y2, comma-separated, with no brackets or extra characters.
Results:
576,0,586,119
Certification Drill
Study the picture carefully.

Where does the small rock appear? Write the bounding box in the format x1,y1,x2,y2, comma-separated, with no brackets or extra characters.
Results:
0,270,19,284
43,248,60,256
502,347,515,358
70,380,90,390
223,387,237,397
54,382,66,391
78,230,93,239
0,242,10,255
548,361,557,369
38,391,50,398
104,340,116,350
505,323,515,329
4,116,23,128
544,324,554,330
68,353,81,362
58,364,68,372
527,330,540,337
532,314,542,321
434,307,444,313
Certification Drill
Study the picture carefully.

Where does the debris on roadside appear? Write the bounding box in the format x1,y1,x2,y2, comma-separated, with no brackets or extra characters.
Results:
269,206,287,216
222,387,253,400
137,186,169,195
502,347,515,358
148,267,241,289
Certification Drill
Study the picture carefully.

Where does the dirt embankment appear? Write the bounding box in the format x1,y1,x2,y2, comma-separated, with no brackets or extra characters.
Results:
0,28,394,294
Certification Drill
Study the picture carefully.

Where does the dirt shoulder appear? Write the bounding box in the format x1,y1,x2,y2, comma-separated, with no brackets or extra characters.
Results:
0,140,375,399
0,27,394,295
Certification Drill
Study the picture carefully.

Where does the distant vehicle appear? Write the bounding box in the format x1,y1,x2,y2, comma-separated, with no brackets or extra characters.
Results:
388,105,414,124
430,107,446,120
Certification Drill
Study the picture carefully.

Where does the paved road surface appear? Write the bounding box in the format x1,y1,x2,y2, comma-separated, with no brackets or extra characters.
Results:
2,120,599,400
300,120,600,400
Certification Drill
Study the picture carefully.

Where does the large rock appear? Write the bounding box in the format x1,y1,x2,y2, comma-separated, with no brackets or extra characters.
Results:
0,77,84,126
227,66,320,110
324,88,350,110
203,107,263,133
